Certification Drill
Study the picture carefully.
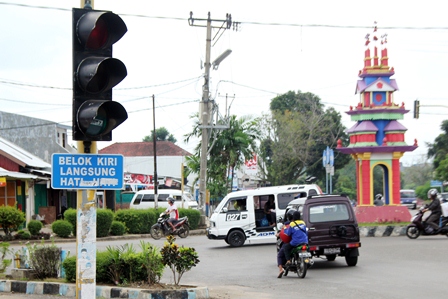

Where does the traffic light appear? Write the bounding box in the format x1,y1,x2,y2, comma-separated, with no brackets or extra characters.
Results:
413,100,420,119
72,8,128,141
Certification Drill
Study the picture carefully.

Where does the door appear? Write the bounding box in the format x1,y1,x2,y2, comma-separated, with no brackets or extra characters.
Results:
216,196,250,235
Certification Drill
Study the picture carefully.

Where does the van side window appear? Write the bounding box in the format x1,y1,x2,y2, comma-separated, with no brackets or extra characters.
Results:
227,198,247,211
133,194,143,205
173,195,182,201
278,193,296,209
141,194,154,202
309,189,317,196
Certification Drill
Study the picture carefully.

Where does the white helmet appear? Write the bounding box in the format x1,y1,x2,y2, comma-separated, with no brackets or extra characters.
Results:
427,189,438,199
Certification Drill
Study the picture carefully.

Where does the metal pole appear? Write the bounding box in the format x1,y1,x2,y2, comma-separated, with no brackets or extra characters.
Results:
199,13,212,218
76,1,96,298
153,95,158,209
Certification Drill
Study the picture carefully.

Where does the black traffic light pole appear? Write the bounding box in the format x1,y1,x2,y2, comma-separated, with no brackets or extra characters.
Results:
72,5,128,298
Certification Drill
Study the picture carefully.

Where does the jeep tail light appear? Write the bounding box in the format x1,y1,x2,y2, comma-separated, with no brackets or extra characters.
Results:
309,246,318,251
346,242,360,248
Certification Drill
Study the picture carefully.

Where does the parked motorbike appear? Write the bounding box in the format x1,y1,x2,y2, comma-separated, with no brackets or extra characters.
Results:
284,243,313,279
150,213,190,240
406,208,448,239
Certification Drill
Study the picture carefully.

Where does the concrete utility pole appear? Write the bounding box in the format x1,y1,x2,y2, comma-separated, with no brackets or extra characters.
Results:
188,12,233,219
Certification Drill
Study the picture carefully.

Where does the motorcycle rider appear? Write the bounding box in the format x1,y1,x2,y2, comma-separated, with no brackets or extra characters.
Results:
423,189,442,233
276,209,297,278
282,210,308,270
164,197,179,232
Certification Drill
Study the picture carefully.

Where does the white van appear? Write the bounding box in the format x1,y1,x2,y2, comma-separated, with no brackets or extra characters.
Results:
206,184,323,247
129,189,199,210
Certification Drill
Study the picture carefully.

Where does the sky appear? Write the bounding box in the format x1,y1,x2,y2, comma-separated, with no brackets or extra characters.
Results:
1,0,448,167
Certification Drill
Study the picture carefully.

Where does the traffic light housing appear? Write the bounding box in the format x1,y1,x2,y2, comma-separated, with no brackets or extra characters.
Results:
413,100,420,119
72,8,128,141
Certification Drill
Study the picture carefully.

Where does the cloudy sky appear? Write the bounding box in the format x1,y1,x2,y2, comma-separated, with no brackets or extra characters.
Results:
1,0,447,166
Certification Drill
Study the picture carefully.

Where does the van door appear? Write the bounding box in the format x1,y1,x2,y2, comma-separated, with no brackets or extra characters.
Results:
216,196,250,235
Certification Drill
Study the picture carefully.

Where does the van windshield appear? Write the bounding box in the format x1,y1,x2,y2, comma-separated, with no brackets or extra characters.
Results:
400,191,416,198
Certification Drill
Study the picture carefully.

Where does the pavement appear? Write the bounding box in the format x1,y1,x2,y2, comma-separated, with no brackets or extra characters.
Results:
1,224,409,298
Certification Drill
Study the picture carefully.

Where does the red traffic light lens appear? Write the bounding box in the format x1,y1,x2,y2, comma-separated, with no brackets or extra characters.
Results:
86,18,108,50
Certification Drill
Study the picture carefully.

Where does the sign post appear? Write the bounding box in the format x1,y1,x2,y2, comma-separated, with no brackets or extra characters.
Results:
322,146,335,194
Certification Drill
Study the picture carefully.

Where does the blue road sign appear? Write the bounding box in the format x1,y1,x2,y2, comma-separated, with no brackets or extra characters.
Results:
51,154,124,190
430,180,443,187
329,148,334,166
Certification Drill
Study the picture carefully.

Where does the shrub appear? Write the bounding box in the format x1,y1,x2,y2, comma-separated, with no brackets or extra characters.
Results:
64,208,77,236
110,221,126,236
0,206,25,236
28,243,61,279
62,255,76,283
52,220,73,238
0,242,12,273
161,235,199,285
140,241,164,284
16,231,31,240
97,209,114,238
115,209,156,234
27,220,43,236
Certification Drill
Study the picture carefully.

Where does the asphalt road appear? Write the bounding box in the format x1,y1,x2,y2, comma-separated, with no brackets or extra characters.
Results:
4,232,448,299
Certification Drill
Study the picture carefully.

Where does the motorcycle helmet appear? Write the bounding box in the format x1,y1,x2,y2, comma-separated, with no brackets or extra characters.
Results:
292,211,301,221
286,209,297,221
427,189,438,199
167,197,175,204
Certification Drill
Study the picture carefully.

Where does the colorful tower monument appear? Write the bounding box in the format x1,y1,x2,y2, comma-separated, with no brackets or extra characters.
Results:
337,25,417,207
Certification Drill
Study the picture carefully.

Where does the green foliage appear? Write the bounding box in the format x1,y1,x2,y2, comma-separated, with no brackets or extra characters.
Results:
161,235,199,285
184,114,260,199
62,255,76,283
97,209,114,238
27,220,43,236
114,209,156,234
179,209,200,230
259,90,349,186
27,242,61,279
0,205,25,236
96,251,111,283
52,220,73,238
143,127,177,143
427,120,448,178
16,230,31,239
110,221,126,236
401,161,434,190
64,208,77,236
0,242,12,273
140,241,164,284
333,159,357,200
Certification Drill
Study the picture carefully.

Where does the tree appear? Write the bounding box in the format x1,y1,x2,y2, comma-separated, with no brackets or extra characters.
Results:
184,114,260,200
401,160,434,190
332,159,357,200
258,90,350,186
143,127,177,143
427,120,448,180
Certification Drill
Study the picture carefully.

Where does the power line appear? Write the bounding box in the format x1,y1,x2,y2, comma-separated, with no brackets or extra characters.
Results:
1,2,448,31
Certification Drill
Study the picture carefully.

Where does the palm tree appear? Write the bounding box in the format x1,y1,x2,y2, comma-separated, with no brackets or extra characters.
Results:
184,114,261,199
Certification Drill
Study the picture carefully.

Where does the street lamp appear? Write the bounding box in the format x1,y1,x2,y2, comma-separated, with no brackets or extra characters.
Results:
199,46,232,220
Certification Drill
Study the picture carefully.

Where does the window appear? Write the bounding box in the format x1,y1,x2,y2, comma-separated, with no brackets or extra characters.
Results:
226,197,247,211
309,204,350,223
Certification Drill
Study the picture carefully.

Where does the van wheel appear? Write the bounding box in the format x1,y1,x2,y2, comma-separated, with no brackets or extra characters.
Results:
345,256,358,267
227,230,245,247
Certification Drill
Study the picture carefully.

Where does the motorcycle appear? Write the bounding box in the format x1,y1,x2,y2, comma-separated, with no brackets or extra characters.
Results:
283,243,313,279
150,213,190,240
406,208,448,239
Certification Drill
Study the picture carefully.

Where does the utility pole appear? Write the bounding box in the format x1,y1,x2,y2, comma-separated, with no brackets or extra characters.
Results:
188,12,233,219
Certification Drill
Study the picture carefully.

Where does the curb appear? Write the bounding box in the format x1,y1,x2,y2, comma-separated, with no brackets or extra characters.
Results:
0,280,209,299
359,226,406,237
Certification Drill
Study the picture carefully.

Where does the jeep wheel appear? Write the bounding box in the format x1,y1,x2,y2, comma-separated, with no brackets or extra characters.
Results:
227,230,245,247
326,254,336,261
345,256,358,267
